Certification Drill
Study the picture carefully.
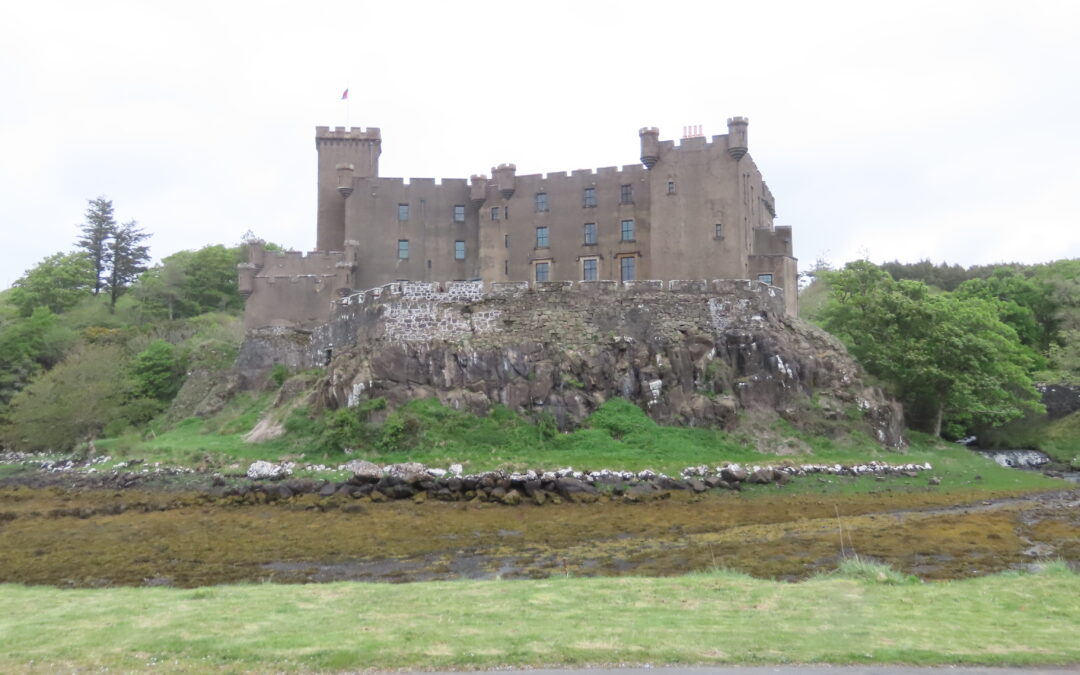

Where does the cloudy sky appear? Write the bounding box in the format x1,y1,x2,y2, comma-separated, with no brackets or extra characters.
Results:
2,0,1078,288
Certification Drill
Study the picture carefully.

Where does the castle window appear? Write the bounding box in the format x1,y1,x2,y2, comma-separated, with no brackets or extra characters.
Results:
667,180,676,195
583,222,597,245
504,260,509,275
535,261,550,282
620,219,635,242
397,240,409,259
620,256,636,282
620,184,633,204
582,257,598,281
455,240,466,260
504,206,509,219
454,205,465,223
491,206,500,221
504,234,510,248
758,273,774,285
398,204,409,221
535,193,548,213
715,223,723,239
536,226,549,248
583,187,597,208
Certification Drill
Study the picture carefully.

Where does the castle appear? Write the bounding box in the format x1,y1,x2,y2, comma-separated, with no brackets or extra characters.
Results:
238,118,798,329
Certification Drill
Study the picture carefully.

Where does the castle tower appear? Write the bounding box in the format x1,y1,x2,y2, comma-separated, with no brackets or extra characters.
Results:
315,126,381,252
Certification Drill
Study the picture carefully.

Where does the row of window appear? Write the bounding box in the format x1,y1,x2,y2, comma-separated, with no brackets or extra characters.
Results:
534,220,634,248
534,257,636,282
397,240,469,260
397,204,468,223
532,185,634,213
394,183,678,223
397,221,719,259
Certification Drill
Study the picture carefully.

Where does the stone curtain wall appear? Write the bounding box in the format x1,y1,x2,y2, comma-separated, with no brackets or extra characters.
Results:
304,279,787,363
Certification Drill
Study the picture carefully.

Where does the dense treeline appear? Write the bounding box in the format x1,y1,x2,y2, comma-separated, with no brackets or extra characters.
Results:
813,259,1080,438
0,198,250,450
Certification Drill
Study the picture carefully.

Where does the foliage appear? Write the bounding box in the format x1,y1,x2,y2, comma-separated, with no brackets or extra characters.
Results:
105,219,151,311
134,245,244,319
269,363,288,388
954,268,1056,354
818,261,1043,437
76,196,115,296
7,252,96,317
2,343,131,451
0,307,76,409
129,339,186,402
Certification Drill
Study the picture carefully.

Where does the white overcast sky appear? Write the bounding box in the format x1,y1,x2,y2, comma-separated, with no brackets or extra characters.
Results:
2,0,1078,288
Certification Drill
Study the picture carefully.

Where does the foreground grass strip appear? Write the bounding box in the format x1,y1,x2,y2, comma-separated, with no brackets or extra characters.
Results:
1,566,1077,672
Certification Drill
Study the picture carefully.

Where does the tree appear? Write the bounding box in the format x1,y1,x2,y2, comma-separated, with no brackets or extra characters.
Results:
77,197,115,296
133,245,243,319
7,252,96,317
0,307,75,408
818,261,1043,437
130,339,186,401
1,343,129,451
106,219,151,312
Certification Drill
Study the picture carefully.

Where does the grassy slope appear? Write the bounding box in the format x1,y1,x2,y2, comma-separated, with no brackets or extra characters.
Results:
0,564,1075,672
93,397,1063,496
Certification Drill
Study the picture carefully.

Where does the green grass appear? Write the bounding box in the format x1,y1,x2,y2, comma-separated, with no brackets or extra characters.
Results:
88,397,1064,494
0,564,1075,671
978,409,1080,466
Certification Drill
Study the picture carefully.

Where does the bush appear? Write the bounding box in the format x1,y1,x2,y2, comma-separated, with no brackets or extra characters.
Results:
269,364,288,389
130,340,186,401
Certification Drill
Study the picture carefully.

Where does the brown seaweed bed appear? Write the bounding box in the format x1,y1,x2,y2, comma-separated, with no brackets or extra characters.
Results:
0,477,1076,588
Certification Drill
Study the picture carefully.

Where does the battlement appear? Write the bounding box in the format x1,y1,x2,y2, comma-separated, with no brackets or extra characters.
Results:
315,126,381,140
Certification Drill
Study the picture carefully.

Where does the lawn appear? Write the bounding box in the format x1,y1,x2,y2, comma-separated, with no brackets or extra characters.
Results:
0,562,1075,672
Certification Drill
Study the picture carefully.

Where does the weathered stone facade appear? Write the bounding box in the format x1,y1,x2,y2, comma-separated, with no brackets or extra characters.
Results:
236,280,903,446
238,118,798,330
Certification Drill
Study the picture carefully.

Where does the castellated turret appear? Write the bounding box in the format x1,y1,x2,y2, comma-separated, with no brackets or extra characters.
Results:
726,117,748,160
470,175,488,204
336,163,355,199
315,126,381,252
639,127,660,169
493,164,516,199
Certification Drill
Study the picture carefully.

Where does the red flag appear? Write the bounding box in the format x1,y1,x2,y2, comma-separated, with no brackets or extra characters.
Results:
341,88,349,100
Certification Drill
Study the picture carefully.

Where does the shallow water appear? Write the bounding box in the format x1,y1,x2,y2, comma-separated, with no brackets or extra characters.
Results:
0,486,1076,587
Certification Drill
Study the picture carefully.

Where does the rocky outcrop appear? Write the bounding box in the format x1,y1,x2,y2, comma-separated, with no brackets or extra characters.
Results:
1037,384,1080,419
238,280,905,447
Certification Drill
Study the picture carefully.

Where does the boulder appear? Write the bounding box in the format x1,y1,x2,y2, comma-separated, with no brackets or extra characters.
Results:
384,462,427,484
501,489,523,506
246,461,290,481
556,477,600,503
748,468,775,484
343,459,382,484
720,466,748,483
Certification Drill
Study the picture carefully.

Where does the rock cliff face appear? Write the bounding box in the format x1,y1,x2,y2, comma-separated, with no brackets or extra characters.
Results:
236,280,903,447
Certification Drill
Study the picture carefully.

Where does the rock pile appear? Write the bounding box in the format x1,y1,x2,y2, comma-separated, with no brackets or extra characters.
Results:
236,459,934,505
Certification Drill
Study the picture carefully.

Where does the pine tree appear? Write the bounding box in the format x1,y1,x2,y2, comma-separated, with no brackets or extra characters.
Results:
106,219,151,311
77,196,116,295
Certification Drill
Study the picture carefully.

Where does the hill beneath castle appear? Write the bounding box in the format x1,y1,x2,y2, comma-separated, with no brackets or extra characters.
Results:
234,279,904,447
